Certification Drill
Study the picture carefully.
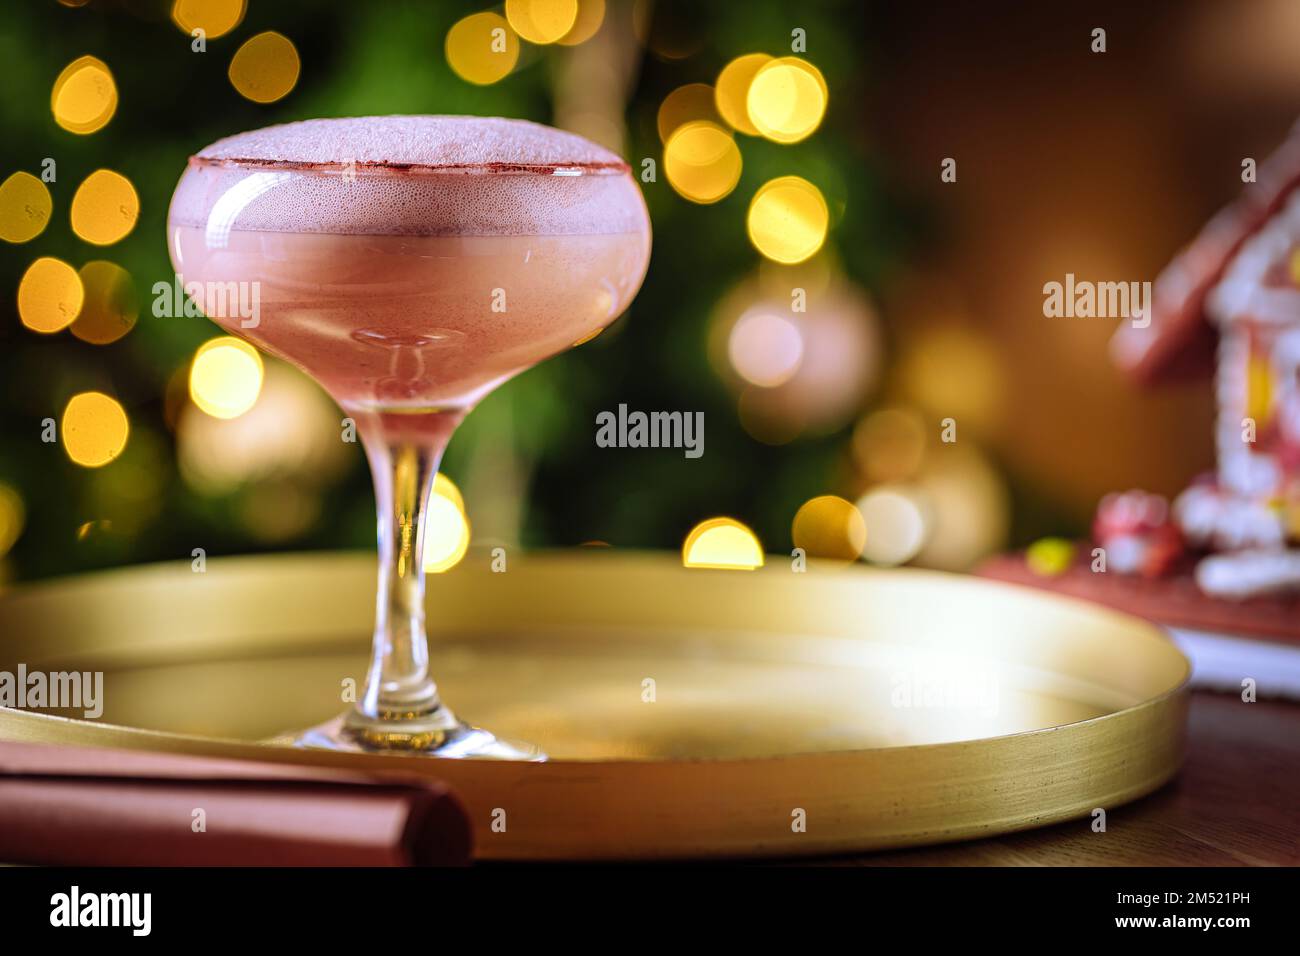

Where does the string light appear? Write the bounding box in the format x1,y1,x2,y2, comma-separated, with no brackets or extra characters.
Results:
446,12,519,85
62,392,130,469
665,121,742,205
71,261,137,345
557,0,605,45
505,0,579,45
715,53,771,136
17,257,83,334
0,173,53,243
228,31,300,103
792,495,867,562
51,56,117,135
682,517,764,569
746,56,827,144
70,170,139,246
657,83,722,142
189,337,264,419
425,474,470,573
171,0,246,39
746,176,828,264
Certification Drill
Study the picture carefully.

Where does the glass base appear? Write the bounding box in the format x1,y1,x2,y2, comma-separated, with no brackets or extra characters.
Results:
292,712,546,761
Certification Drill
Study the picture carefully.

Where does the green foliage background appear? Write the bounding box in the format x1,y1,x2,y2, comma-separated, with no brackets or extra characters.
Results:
0,0,924,582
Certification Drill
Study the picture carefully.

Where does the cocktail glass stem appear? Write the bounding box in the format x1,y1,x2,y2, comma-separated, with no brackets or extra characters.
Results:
359,437,443,723
291,407,543,759
344,411,462,748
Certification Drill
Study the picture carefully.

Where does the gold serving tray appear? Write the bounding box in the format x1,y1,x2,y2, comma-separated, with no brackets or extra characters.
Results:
0,551,1189,861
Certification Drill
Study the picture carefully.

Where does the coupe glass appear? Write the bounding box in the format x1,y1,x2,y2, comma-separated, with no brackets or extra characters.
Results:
166,117,651,758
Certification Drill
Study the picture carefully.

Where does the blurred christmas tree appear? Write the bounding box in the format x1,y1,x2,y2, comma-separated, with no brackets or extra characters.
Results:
1,0,1017,584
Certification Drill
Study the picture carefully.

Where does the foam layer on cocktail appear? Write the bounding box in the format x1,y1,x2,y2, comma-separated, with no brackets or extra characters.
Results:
169,116,647,238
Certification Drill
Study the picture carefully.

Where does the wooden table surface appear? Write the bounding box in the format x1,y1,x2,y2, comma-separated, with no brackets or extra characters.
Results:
825,692,1300,866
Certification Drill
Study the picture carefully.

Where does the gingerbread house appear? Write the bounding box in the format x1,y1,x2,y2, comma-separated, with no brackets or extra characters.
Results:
1110,125,1300,598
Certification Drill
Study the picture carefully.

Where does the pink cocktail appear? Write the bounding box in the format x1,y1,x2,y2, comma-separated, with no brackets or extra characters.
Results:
168,116,651,757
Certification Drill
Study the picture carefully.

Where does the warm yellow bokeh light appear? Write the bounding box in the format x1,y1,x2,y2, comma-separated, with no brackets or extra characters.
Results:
171,0,246,39
557,0,605,45
62,391,129,468
190,337,264,419
51,56,117,135
856,487,928,566
71,261,137,345
715,53,771,136
228,31,300,103
505,0,579,44
433,472,465,513
747,176,828,264
682,517,764,570
0,484,25,559
792,495,867,562
424,493,471,573
18,257,83,334
746,56,828,144
1026,537,1076,577
70,169,139,246
0,173,53,243
446,12,520,85
657,83,721,143
664,121,742,205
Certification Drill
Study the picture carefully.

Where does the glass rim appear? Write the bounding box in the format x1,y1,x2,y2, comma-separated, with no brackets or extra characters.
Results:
186,155,631,177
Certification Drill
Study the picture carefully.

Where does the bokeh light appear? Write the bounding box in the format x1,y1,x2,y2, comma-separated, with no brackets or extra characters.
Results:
728,310,803,387
715,53,771,136
682,517,764,569
424,478,471,573
446,12,520,85
712,276,880,437
1026,537,1076,576
0,172,53,243
189,336,264,419
0,484,25,560
178,364,347,496
171,0,246,39
557,0,605,45
70,169,139,246
71,261,137,345
50,55,117,135
746,56,828,144
855,487,928,566
505,0,578,45
792,495,867,562
17,257,83,334
664,121,742,204
898,326,1005,435
228,31,300,103
747,176,829,264
852,407,928,485
911,445,1009,571
657,83,722,142
433,472,465,512
62,392,129,469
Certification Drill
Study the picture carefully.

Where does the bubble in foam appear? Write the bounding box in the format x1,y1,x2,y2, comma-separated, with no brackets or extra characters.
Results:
170,115,648,238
